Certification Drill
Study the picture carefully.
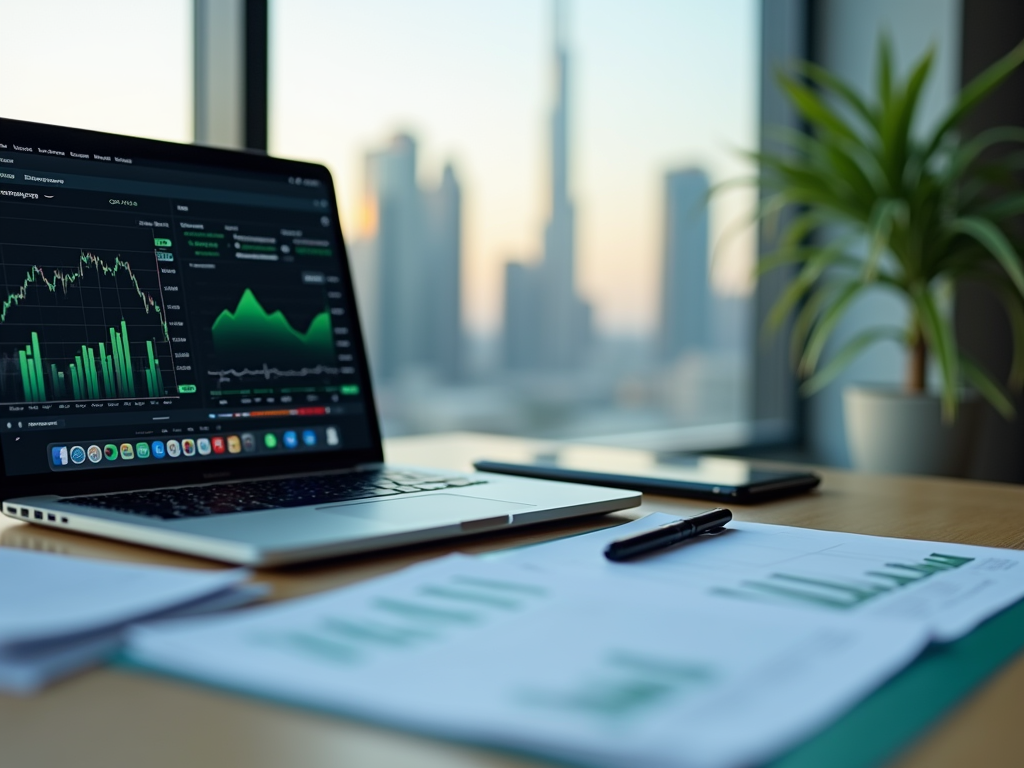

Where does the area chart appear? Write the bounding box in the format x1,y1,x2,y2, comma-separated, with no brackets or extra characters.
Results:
207,288,337,380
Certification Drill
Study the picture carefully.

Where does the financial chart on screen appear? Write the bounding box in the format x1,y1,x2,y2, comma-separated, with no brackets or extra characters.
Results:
0,215,179,404
0,124,375,477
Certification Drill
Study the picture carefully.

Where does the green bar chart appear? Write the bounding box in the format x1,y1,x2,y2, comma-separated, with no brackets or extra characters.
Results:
16,327,168,402
1,245,178,404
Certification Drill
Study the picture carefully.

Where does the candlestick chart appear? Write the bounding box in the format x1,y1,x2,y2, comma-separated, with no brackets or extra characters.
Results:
0,245,175,403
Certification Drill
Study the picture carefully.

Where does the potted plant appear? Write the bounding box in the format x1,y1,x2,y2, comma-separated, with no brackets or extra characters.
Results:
755,38,1024,475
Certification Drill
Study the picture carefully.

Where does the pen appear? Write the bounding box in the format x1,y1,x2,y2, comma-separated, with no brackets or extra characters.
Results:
603,508,732,562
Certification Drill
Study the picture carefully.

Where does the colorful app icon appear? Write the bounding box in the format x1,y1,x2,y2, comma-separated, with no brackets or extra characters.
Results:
182,438,196,456
134,442,150,459
166,439,181,458
151,440,166,459
197,437,211,455
264,432,278,449
212,436,226,454
227,435,241,454
241,433,256,452
103,444,118,461
87,445,103,464
326,427,340,446
120,443,135,460
302,429,317,446
283,430,298,449
70,446,86,465
51,446,68,466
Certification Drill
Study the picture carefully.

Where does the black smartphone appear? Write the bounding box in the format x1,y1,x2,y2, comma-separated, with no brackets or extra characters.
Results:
474,447,820,504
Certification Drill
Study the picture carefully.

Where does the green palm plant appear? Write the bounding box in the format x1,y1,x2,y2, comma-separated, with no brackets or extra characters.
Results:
757,38,1024,420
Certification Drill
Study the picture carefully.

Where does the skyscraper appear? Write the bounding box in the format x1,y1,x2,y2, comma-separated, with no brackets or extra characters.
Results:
660,168,711,362
423,164,462,381
362,135,462,381
504,0,591,371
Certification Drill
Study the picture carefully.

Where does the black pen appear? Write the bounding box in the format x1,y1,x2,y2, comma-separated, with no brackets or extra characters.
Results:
604,508,732,562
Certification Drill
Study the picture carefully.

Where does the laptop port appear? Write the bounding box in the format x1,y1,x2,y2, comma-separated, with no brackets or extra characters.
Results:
47,514,56,522
61,517,68,523
20,508,30,517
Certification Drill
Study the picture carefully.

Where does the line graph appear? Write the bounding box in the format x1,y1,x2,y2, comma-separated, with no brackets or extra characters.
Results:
0,237,177,404
0,251,169,341
207,363,341,382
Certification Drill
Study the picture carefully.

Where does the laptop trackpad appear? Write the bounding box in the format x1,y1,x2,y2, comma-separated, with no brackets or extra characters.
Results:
320,493,532,528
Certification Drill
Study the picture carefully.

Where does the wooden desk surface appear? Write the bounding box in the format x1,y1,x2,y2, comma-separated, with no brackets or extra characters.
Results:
2,432,1023,768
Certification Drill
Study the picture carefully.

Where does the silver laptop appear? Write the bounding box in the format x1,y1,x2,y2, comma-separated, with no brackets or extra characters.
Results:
0,118,639,566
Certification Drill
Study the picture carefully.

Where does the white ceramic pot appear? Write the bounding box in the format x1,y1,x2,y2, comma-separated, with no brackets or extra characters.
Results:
842,386,981,476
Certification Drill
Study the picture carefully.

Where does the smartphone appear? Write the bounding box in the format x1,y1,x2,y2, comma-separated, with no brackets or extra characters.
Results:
474,446,820,504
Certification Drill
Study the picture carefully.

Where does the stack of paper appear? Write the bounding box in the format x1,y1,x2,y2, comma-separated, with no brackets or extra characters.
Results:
0,548,260,693
124,518,1024,768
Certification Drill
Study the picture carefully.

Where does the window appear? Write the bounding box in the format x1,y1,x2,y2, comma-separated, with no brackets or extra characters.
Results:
270,0,761,443
0,0,192,143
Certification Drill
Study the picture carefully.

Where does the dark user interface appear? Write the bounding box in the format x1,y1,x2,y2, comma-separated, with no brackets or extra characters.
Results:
0,135,372,476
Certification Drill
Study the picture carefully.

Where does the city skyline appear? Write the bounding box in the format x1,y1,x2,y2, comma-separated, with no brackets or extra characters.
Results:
505,0,592,370
0,0,759,337
0,0,756,439
269,0,759,336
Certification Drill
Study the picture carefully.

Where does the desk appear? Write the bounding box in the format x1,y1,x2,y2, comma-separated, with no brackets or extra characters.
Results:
2,432,1023,768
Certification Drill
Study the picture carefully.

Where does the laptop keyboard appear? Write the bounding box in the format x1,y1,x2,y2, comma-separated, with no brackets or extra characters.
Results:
67,470,487,521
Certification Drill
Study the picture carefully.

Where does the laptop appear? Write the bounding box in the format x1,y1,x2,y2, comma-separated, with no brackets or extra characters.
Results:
0,118,639,566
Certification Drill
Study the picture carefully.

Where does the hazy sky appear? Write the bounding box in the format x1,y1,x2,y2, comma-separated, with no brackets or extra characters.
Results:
0,0,758,336
0,0,192,142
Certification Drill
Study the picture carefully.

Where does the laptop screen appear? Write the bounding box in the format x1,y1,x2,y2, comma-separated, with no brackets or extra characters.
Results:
0,119,379,482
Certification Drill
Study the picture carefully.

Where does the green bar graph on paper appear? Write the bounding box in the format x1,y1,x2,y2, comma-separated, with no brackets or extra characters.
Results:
15,322,169,402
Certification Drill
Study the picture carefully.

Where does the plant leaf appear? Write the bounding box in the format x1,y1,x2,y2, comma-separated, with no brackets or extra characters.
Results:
945,126,1024,184
799,281,865,375
800,326,906,395
960,354,1016,419
776,72,862,146
912,286,959,421
949,216,1024,299
880,47,933,187
877,35,894,111
764,245,849,332
863,198,904,279
923,37,1024,160
958,273,1024,390
796,60,878,131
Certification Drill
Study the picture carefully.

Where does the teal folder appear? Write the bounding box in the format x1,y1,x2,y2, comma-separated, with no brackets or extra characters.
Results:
767,597,1024,768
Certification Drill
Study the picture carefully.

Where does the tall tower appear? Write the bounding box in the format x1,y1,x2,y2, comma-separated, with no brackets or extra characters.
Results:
423,163,463,382
365,135,423,381
660,168,711,361
364,136,464,382
503,0,591,371
539,0,589,368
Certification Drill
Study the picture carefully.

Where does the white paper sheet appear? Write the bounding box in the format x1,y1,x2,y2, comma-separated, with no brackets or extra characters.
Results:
0,582,267,694
503,513,1024,641
127,554,928,768
0,548,249,646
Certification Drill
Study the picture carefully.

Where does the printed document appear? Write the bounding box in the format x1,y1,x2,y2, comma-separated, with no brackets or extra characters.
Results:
128,554,927,768
504,514,1024,641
